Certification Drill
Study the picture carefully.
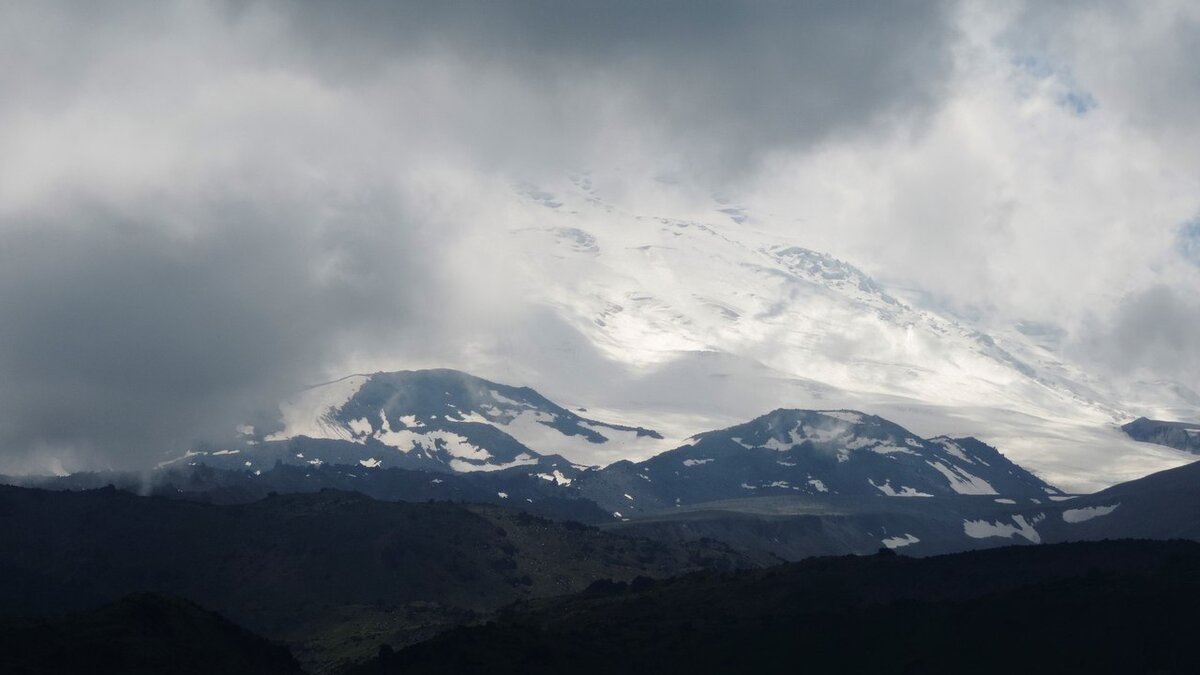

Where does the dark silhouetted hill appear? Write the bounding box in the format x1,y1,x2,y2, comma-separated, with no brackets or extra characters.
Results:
0,484,752,672
353,539,1200,675
0,593,302,675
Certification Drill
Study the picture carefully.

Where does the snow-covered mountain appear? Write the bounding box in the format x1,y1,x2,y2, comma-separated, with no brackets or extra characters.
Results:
130,368,1200,554
1122,417,1200,454
165,372,1068,525
167,369,670,476
440,175,1199,492
577,408,1062,517
159,176,1192,492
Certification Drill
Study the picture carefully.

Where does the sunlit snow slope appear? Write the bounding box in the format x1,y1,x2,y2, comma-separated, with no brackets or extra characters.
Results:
453,175,1197,493
240,369,673,471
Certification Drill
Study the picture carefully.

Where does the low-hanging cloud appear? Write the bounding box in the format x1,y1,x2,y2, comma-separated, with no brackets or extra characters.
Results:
1086,286,1200,386
0,189,447,472
0,0,962,471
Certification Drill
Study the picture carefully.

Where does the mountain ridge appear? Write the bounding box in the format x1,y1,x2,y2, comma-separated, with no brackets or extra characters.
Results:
576,407,1061,517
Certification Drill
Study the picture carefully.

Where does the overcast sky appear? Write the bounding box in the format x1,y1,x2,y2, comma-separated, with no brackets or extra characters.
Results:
1,1,1198,472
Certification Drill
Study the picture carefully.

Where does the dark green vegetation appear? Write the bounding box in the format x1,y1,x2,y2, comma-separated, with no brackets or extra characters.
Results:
352,540,1200,675
0,593,302,675
0,485,749,673
1122,416,1200,454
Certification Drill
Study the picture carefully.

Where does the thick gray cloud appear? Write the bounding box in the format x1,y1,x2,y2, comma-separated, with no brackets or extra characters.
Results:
0,191,448,472
1,1,956,176
0,1,962,471
272,0,956,169
3,1,1198,473
1087,286,1200,385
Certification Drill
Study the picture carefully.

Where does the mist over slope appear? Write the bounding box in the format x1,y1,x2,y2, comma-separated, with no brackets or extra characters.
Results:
337,180,1199,492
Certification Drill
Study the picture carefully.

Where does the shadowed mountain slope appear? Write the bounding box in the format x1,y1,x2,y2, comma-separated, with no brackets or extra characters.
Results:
352,540,1200,675
1122,416,1200,454
0,593,302,675
0,485,751,672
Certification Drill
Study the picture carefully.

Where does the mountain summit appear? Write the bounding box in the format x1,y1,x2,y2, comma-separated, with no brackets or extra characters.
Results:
166,369,668,476
578,408,1061,516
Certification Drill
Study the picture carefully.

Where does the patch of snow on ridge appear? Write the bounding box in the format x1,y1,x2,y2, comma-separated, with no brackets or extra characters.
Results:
683,458,713,467
157,449,204,468
799,422,846,443
1062,503,1120,523
359,458,381,468
927,460,997,495
450,453,539,473
376,428,492,461
397,414,423,428
489,391,530,408
762,431,804,451
842,436,877,450
455,410,491,424
807,478,829,493
267,374,370,441
963,515,1041,543
820,411,863,424
881,534,920,549
536,470,573,486
493,409,672,465
869,479,933,497
936,439,973,463
871,444,917,455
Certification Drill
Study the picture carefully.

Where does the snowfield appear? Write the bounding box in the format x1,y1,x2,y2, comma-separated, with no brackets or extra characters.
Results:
458,176,1198,492
963,515,1042,544
1062,504,1120,524
248,176,1197,492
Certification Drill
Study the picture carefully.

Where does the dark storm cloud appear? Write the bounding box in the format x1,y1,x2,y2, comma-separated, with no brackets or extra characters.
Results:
0,0,960,470
272,0,955,169
0,192,446,471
